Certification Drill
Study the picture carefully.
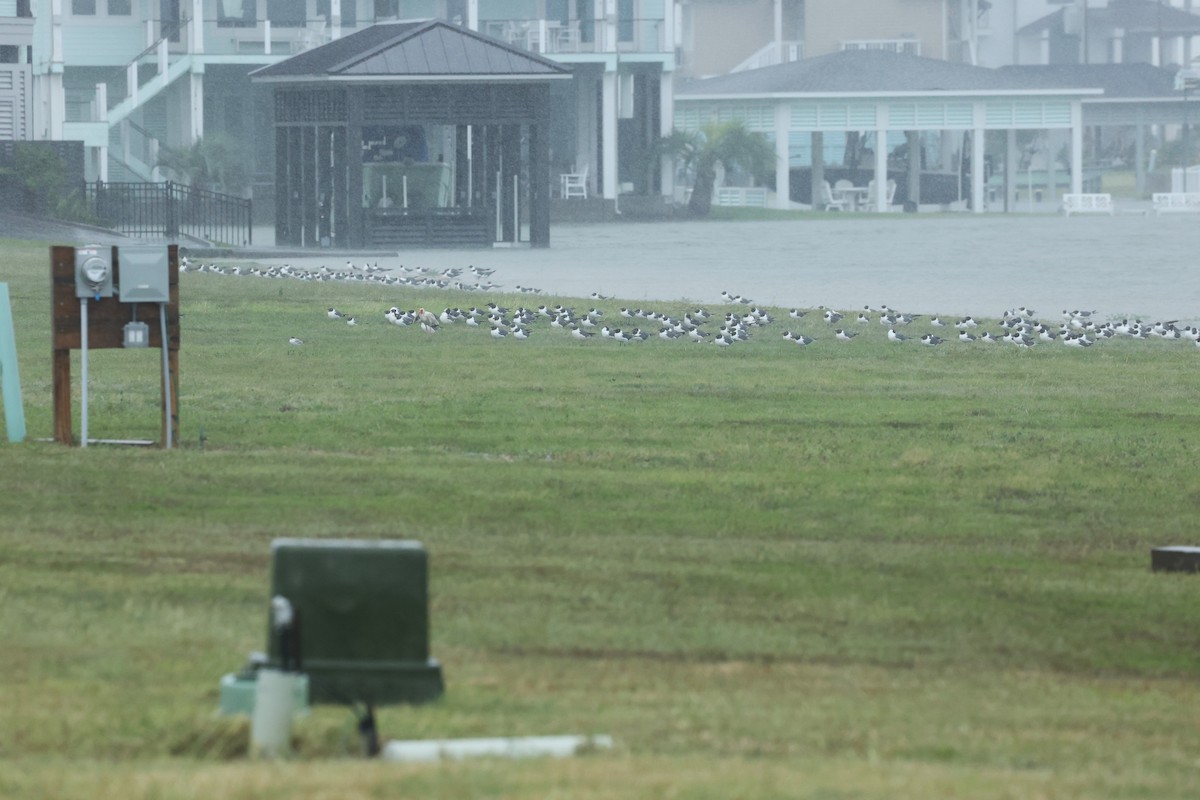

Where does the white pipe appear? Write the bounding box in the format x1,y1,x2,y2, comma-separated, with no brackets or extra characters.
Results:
250,669,299,759
402,175,408,209
383,735,613,764
80,299,88,448
160,303,172,450
513,174,519,242
495,169,502,240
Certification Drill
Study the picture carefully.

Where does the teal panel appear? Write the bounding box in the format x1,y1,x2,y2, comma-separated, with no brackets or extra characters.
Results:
0,283,25,444
399,0,437,17
676,106,704,131
817,104,848,129
478,0,537,20
985,102,1013,127
1043,100,1073,127
62,25,145,68
1013,102,1044,127
847,104,876,129
915,103,945,127
945,103,973,129
790,103,818,130
641,0,665,18
889,103,917,129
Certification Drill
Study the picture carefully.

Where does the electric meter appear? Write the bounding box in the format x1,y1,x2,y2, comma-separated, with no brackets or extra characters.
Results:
75,247,113,299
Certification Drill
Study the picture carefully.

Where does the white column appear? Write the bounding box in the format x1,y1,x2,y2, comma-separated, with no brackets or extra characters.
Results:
603,0,617,52
330,0,342,39
659,70,675,199
576,72,596,188
188,71,204,142
47,0,65,140
1047,130,1058,204
1070,101,1084,196
191,0,204,53
874,128,888,211
157,38,168,79
467,0,479,31
774,103,789,209
602,68,618,200
972,104,985,213
663,0,676,55
773,0,783,62
1135,120,1146,196
1005,129,1017,212
95,83,108,182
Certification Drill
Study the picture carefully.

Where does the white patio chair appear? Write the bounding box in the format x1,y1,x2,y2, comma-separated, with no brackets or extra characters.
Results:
866,178,898,210
821,180,846,211
561,164,588,199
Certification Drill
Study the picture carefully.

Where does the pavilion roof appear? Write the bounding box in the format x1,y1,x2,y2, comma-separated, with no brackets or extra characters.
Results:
252,19,570,83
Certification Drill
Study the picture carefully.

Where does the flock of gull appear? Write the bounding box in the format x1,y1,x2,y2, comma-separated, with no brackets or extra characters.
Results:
179,257,1200,351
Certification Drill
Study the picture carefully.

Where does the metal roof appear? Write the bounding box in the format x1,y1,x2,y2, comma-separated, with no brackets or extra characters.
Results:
1020,0,1200,36
998,63,1180,100
677,49,1093,98
251,20,570,83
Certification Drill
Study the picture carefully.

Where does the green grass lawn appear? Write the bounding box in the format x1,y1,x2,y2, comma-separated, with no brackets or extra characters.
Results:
2,239,1200,798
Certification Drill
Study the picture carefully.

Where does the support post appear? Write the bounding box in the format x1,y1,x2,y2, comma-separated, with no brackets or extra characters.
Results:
1005,129,1018,212
1070,101,1084,196
1135,120,1146,196
906,130,920,209
811,131,824,208
0,282,25,443
972,104,986,213
602,69,618,200
874,105,889,212
774,103,790,209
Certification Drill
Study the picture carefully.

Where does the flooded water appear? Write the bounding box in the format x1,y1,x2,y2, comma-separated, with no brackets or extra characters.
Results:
259,214,1200,322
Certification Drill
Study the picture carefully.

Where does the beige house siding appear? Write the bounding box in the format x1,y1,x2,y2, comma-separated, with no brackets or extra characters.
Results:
683,0,776,77
805,0,945,59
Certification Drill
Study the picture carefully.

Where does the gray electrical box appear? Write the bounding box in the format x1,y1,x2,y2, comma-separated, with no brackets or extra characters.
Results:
74,246,113,299
118,246,170,303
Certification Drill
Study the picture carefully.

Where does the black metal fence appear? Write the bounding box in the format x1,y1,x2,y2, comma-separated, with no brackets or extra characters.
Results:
84,181,252,246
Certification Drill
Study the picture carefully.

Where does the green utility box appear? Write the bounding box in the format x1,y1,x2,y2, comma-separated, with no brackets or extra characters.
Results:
267,538,444,706
218,663,311,716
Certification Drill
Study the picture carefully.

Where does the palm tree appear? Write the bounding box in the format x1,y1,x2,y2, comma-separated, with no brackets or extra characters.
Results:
651,121,776,217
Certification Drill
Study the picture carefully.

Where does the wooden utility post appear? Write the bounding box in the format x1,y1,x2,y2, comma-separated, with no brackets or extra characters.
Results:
50,244,180,446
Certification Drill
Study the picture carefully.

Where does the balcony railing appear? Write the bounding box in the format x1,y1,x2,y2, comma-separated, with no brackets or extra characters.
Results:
841,38,922,56
481,17,667,55
731,40,804,73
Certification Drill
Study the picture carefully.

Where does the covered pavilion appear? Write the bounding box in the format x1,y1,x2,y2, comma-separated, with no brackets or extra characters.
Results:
1001,62,1199,197
675,49,1102,213
251,20,570,249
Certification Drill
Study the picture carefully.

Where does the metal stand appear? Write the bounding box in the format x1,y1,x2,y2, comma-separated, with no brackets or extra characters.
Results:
357,705,381,757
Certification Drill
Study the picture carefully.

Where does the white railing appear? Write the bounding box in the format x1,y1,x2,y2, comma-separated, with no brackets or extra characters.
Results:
1152,192,1200,213
731,40,803,74
715,187,768,207
1061,193,1114,216
841,38,921,56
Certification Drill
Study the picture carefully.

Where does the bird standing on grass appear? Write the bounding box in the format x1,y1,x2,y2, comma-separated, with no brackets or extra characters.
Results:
417,308,439,334
288,337,303,347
